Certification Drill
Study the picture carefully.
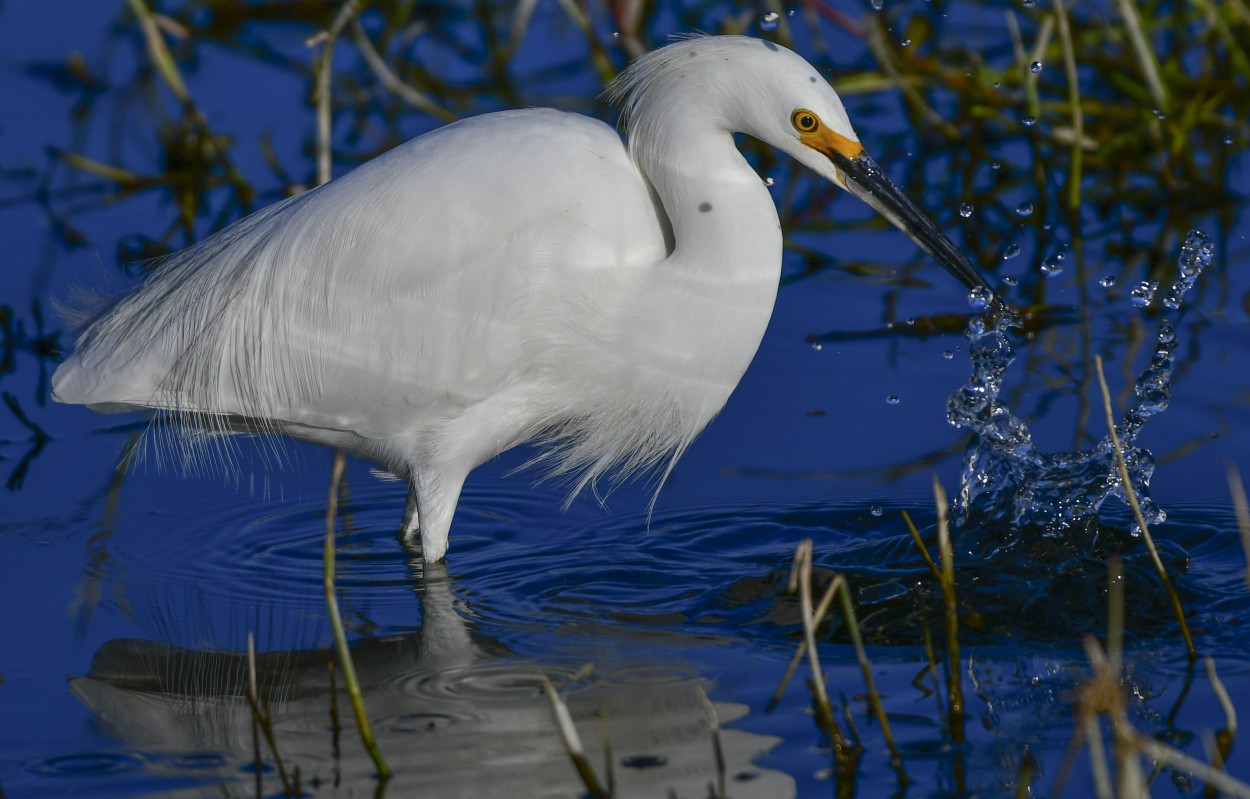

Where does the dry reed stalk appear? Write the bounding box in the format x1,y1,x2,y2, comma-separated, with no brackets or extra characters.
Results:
1093,355,1195,657
541,676,611,798
1225,462,1250,587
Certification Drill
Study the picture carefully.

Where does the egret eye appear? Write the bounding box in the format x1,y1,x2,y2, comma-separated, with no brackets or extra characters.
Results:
791,109,820,133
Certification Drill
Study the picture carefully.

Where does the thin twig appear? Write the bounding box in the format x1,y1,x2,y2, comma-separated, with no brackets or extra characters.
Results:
350,19,457,123
310,0,361,187
863,16,960,141
554,0,616,83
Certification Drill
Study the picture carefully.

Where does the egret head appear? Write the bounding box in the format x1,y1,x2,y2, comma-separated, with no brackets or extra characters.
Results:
611,36,991,293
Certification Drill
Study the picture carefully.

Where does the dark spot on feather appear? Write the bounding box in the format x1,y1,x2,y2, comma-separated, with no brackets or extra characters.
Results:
698,202,713,213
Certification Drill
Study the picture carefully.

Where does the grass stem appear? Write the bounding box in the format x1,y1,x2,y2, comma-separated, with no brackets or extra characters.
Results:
324,450,391,780
1225,461,1250,587
833,574,907,780
901,510,941,582
541,676,610,798
932,476,964,746
1093,355,1195,658
1054,0,1085,211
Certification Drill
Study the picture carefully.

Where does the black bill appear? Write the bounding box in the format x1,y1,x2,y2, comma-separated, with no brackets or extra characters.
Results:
832,151,991,293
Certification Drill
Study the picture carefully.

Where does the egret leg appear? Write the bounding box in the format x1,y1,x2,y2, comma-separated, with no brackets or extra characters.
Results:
399,471,467,563
400,484,420,542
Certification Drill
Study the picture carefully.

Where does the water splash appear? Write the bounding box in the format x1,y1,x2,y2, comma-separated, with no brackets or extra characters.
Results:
947,231,1212,549
1130,279,1159,307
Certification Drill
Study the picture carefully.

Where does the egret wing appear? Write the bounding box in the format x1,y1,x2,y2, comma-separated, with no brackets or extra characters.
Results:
53,110,669,439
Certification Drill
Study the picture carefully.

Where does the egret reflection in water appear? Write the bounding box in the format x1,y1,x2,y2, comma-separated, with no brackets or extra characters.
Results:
69,563,794,798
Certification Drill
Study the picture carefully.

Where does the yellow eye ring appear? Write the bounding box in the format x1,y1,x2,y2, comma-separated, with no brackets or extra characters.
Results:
791,109,820,133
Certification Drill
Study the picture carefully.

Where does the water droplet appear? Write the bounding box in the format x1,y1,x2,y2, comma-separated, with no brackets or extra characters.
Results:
1129,280,1159,308
1003,275,1018,286
763,176,775,187
1003,243,1022,260
871,0,884,10
1015,202,1034,217
1099,275,1117,288
993,82,1001,88
1152,109,1166,120
886,394,901,406
612,31,621,39
1021,115,1037,127
1055,250,1066,261
943,350,955,360
1226,135,1235,145
1041,259,1062,277
870,505,884,517
959,202,974,218
811,341,823,351
967,285,993,310
788,8,796,16
1159,231,1213,310
991,161,1002,171
760,11,780,29
901,38,912,46
906,317,916,326
1022,0,1036,7
1030,61,1043,73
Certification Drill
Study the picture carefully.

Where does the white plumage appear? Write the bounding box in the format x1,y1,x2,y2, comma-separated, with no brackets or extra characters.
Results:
53,36,987,562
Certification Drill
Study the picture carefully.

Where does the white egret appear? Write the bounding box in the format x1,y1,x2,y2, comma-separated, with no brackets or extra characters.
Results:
53,36,989,562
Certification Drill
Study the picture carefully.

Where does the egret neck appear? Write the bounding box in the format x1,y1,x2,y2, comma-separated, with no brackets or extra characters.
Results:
624,120,784,402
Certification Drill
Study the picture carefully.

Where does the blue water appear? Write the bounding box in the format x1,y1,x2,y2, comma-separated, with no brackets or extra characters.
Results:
3,2,1250,798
